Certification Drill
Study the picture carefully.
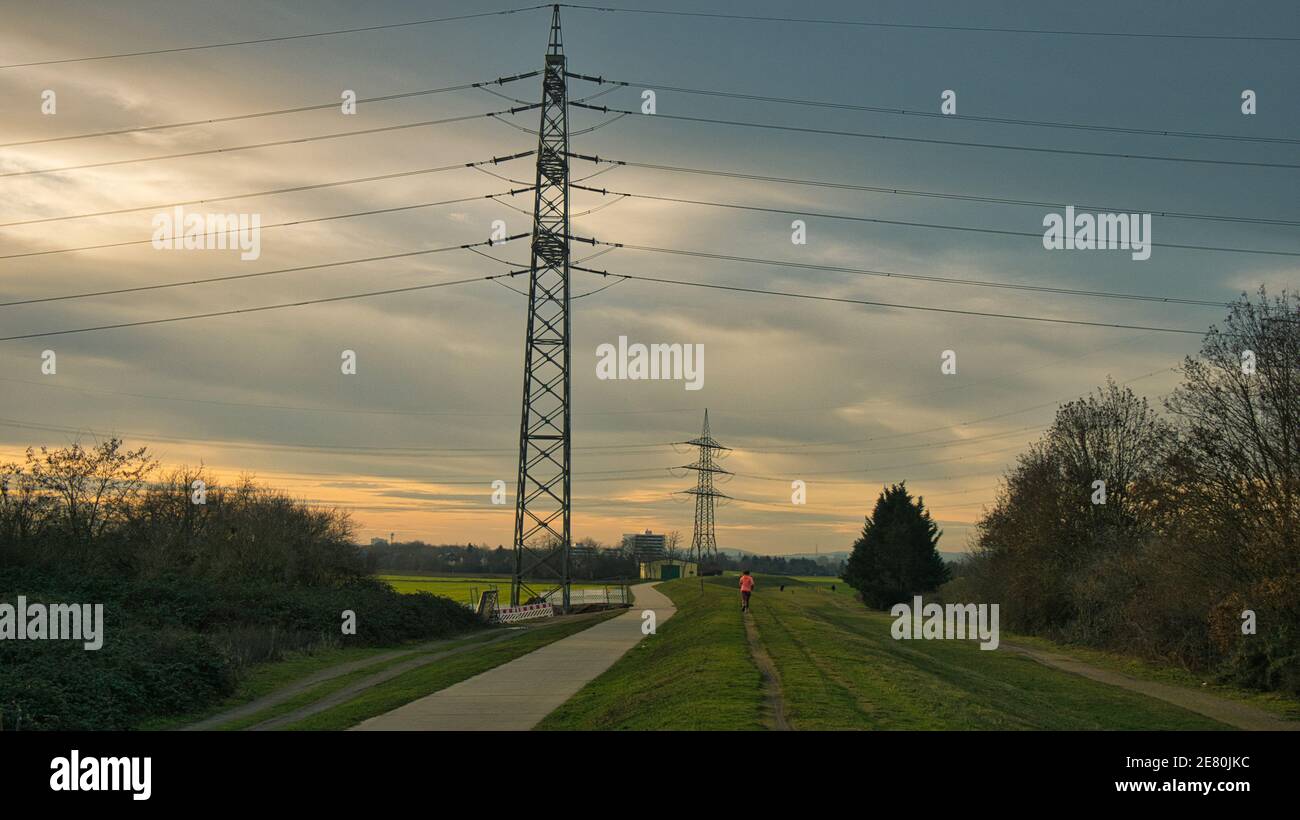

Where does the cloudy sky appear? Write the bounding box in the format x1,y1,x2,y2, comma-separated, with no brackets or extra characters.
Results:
1,1,1296,554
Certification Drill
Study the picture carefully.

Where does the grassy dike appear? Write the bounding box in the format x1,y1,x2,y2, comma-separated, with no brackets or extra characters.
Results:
540,575,1233,730
537,577,765,730
750,577,1226,729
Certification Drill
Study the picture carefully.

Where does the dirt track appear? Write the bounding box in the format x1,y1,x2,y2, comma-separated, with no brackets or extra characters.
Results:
1002,642,1298,731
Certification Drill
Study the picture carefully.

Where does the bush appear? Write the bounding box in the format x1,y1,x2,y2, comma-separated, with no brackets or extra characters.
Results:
0,566,483,729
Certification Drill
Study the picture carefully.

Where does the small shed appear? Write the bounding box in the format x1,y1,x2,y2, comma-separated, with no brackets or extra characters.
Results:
639,559,699,580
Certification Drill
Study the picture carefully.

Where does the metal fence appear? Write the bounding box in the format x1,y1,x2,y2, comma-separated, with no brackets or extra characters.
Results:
542,585,630,606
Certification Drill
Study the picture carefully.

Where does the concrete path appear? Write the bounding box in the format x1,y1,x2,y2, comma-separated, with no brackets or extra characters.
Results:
352,583,676,731
1003,642,1299,731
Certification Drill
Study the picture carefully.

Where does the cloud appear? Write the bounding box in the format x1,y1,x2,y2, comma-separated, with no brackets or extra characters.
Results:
2,0,1294,552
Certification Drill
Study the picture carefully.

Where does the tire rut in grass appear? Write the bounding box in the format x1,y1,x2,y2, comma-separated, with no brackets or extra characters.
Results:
249,629,527,730
184,633,494,731
801,592,1233,729
743,610,791,731
762,603,881,726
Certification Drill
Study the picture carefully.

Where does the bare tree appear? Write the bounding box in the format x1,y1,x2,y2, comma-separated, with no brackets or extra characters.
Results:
665,530,683,562
0,462,55,549
24,438,155,548
1166,288,1300,557
1048,377,1174,547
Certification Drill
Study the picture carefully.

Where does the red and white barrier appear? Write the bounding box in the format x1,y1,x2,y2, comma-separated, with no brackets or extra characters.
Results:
491,602,555,623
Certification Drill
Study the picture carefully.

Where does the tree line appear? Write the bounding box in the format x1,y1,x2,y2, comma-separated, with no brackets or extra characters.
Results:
0,442,478,730
366,538,840,579
845,289,1298,695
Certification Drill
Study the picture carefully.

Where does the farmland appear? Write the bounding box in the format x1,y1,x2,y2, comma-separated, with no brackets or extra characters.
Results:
376,573,630,607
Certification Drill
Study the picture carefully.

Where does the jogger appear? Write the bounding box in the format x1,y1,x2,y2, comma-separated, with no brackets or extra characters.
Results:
740,570,755,612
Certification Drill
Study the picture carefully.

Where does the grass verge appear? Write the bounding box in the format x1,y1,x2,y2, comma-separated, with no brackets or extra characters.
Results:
536,577,764,730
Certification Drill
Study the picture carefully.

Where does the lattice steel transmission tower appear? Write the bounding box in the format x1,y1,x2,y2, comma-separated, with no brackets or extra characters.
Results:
682,409,732,565
512,5,572,609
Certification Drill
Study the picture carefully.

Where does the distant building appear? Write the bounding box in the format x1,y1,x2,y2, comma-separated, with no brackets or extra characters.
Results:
622,530,667,561
639,558,698,581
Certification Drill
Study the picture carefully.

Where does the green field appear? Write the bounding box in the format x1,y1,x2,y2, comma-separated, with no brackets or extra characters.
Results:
538,575,1237,730
789,575,851,594
377,574,625,606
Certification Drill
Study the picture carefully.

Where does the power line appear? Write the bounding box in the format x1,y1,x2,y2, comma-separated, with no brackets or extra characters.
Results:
572,276,629,300
628,330,1158,419
0,190,533,261
26,252,1136,350
0,376,504,419
0,272,513,342
738,424,1048,456
565,72,1299,146
590,241,1234,307
472,164,534,186
570,264,1208,335
568,153,1300,228
1,72,540,148
570,194,630,218
0,327,1141,423
726,467,1008,488
0,233,529,308
716,368,1178,457
0,374,1176,479
0,5,551,69
736,440,1036,477
0,374,702,419
205,463,706,487
466,245,531,270
0,151,535,228
3,105,540,179
0,415,674,457
558,4,1300,42
722,370,1178,451
571,184,1300,258
571,101,1300,171
712,369,1180,460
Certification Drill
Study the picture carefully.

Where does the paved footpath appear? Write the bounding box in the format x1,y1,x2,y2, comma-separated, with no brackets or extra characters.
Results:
352,582,675,731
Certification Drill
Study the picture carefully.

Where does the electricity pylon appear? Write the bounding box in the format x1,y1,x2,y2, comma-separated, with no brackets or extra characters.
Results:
682,409,731,565
512,5,572,609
